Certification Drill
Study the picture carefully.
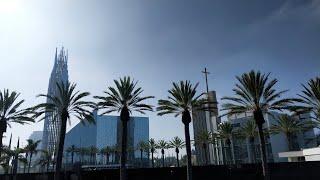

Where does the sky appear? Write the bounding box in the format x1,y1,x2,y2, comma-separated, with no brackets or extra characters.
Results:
0,0,319,150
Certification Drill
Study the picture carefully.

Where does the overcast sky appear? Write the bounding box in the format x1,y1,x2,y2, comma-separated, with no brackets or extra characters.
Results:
0,0,319,149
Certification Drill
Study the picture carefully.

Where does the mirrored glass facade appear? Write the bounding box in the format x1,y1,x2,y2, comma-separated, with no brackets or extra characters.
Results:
64,112,149,166
42,48,69,156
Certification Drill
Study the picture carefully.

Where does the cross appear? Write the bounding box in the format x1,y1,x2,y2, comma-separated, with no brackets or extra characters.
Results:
202,68,210,93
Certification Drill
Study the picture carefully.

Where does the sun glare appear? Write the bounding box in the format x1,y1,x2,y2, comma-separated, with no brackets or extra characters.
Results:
0,0,20,15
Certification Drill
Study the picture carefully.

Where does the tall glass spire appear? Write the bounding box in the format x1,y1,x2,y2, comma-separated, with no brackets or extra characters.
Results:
41,47,69,156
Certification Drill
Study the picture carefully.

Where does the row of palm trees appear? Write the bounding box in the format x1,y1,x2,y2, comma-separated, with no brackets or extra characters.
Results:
221,72,320,180
0,137,183,174
0,139,41,174
0,71,319,180
64,137,185,168
194,114,316,166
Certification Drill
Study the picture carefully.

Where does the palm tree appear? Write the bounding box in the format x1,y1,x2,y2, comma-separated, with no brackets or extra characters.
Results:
88,146,98,165
77,147,88,164
217,122,235,165
23,148,28,173
10,147,26,174
238,119,257,163
37,150,53,172
194,131,212,165
83,147,92,164
0,89,34,154
269,114,314,151
169,137,185,167
100,146,111,165
109,146,117,164
156,140,169,167
157,81,208,180
0,146,13,174
25,139,41,173
136,141,148,167
66,145,77,165
95,76,153,180
148,138,157,168
0,146,26,174
294,77,320,126
208,133,220,165
143,144,150,165
115,146,122,164
31,82,95,180
221,70,293,180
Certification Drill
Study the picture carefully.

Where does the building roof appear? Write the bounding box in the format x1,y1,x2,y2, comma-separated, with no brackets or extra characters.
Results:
279,146,320,158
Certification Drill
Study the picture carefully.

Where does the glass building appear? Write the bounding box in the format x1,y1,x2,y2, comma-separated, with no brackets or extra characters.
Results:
64,111,149,166
42,48,69,156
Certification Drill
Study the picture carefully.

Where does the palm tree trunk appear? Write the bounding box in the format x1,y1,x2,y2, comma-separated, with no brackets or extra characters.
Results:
112,153,114,164
92,154,94,164
222,141,227,165
286,133,293,151
254,110,270,180
120,107,129,180
211,143,215,165
257,124,269,180
140,150,143,167
13,154,19,175
219,140,224,165
91,154,94,164
249,137,257,163
151,151,154,168
215,141,221,165
230,138,236,164
0,120,7,157
182,110,193,180
246,138,252,163
227,140,233,165
24,153,28,173
203,143,208,165
28,153,33,173
0,131,3,157
184,123,193,180
106,153,109,165
175,148,180,167
212,142,218,165
251,143,256,163
93,154,95,164
71,152,74,164
54,113,68,180
161,149,165,167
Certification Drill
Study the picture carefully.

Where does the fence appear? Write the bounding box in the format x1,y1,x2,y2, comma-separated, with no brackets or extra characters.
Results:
0,162,319,180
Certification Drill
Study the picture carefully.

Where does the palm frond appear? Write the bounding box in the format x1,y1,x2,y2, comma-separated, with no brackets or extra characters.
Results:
294,77,320,124
157,81,207,119
0,89,34,128
217,122,234,140
269,114,315,135
221,70,293,118
169,136,185,149
95,76,154,116
31,81,95,124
